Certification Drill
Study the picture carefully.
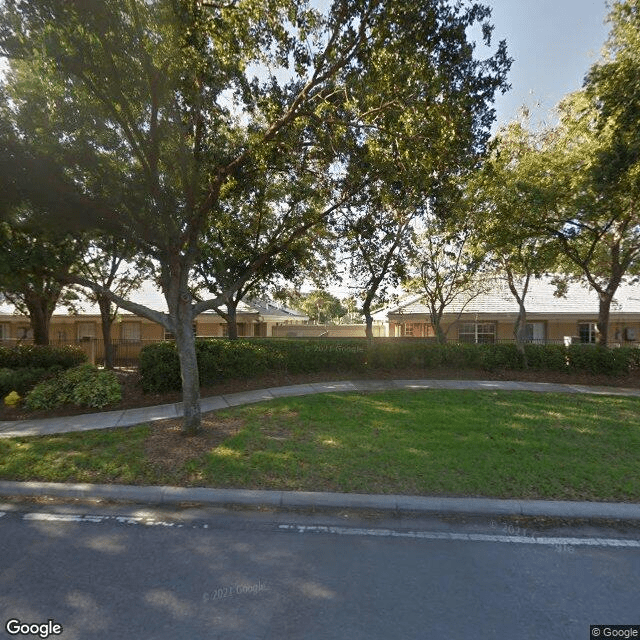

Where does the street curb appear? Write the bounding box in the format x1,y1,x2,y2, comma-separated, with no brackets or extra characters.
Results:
1,481,640,520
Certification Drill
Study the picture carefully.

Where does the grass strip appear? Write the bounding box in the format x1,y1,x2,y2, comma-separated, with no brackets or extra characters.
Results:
1,390,638,502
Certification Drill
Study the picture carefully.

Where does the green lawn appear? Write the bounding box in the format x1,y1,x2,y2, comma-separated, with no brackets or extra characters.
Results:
1,390,639,502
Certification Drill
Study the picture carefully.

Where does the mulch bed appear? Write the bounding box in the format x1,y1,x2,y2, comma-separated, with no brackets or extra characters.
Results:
2,366,640,423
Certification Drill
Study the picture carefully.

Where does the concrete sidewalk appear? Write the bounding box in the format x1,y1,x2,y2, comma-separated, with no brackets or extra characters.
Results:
2,378,640,438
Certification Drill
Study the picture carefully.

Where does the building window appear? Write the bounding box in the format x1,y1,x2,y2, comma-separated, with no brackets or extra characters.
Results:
578,322,598,344
77,322,96,340
525,322,545,343
0,323,8,341
458,322,496,344
121,322,141,343
401,323,431,337
17,326,33,341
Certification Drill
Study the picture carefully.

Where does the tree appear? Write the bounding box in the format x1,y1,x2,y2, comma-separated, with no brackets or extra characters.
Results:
466,120,556,354
193,157,337,339
536,93,640,346
0,221,85,345
481,1,640,347
406,221,489,343
0,0,510,433
79,238,150,368
334,0,511,342
289,289,347,324
339,203,416,339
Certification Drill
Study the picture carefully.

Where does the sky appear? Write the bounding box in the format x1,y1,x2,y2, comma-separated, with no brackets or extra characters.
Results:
0,0,616,306
485,0,611,130
0,0,612,132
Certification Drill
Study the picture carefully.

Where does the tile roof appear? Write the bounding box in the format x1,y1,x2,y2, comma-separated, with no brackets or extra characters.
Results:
0,282,308,320
376,276,640,317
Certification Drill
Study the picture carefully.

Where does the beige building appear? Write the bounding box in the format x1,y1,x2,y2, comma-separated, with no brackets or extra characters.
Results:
373,277,640,345
0,297,308,364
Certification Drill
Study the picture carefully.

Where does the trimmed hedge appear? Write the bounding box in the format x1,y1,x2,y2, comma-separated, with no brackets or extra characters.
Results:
139,339,640,393
139,339,369,392
0,344,86,370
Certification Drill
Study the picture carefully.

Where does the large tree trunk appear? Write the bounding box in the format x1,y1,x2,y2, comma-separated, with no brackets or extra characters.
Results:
225,302,239,340
362,297,374,342
175,304,201,436
513,299,529,368
429,306,447,344
24,296,53,345
597,293,613,347
98,295,114,369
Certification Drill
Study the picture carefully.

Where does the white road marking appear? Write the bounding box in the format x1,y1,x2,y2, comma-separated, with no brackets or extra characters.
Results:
0,512,5,518
17,512,640,549
278,524,640,549
23,512,183,528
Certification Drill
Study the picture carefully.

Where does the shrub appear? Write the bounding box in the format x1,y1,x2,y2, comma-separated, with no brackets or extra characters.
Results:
0,344,86,370
0,367,58,397
138,341,181,392
25,364,121,410
567,344,633,376
480,343,524,371
523,344,568,371
138,338,637,393
4,391,21,407
438,343,484,369
196,339,274,384
139,338,369,392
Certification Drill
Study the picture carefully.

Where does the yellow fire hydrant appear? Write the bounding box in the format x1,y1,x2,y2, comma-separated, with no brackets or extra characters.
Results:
4,391,21,407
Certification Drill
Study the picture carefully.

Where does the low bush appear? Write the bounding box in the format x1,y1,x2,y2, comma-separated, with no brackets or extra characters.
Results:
138,339,639,393
138,341,181,393
139,339,369,392
0,344,86,370
567,344,634,376
480,343,524,371
25,364,121,410
523,344,567,371
0,366,62,397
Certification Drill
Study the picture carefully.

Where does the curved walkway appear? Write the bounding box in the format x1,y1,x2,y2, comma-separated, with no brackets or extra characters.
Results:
2,378,640,439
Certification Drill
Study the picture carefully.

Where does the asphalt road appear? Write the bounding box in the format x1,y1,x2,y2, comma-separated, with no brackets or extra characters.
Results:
1,503,639,640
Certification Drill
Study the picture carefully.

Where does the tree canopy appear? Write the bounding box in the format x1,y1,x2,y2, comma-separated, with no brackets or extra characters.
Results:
0,0,510,432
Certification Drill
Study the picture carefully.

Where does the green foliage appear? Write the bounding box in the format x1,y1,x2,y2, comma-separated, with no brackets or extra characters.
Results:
195,340,274,384
25,364,121,410
480,343,524,371
0,0,511,431
139,339,638,393
138,341,182,393
523,344,568,371
567,345,635,376
0,367,61,397
140,339,369,392
0,344,86,369
284,290,347,324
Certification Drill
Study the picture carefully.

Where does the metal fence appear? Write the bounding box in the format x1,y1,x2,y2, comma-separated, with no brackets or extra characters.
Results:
0,338,155,368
